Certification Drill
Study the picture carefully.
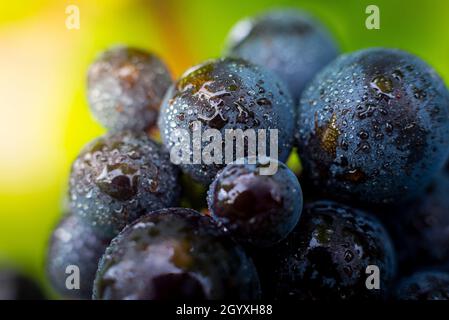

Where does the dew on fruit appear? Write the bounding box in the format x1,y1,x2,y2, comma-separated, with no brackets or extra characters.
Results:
316,113,340,157
370,75,394,98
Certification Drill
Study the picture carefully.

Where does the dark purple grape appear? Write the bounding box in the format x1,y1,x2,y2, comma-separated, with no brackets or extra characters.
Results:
297,48,449,205
225,9,338,102
88,46,172,131
69,130,181,237
46,213,111,299
158,57,295,185
207,158,302,247
272,200,396,300
93,208,261,300
380,172,449,273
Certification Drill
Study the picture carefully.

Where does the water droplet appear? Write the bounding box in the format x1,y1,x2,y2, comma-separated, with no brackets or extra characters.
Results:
375,133,384,140
256,98,271,106
338,168,367,183
95,163,140,201
86,189,93,199
149,179,159,192
340,139,349,151
344,250,354,262
413,87,427,100
343,266,353,276
370,75,394,98
358,130,369,140
355,142,371,153
392,69,403,81
127,150,142,160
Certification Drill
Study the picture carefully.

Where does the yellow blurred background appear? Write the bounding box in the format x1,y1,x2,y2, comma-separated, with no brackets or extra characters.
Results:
1,0,449,295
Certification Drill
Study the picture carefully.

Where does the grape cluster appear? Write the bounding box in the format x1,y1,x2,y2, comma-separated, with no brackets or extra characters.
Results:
44,8,449,301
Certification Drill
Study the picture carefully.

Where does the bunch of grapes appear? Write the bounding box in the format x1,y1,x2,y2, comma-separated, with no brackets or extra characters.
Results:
46,9,449,300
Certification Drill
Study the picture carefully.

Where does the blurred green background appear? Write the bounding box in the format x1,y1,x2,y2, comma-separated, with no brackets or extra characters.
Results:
1,0,449,295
